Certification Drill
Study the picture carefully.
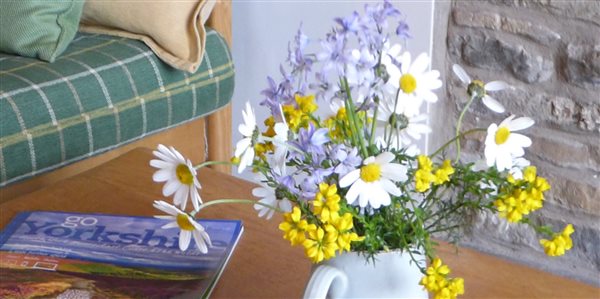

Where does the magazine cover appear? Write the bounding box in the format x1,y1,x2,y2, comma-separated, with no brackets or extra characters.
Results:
0,211,243,299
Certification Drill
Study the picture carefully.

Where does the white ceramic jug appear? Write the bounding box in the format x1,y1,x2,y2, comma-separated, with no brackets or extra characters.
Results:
303,250,428,299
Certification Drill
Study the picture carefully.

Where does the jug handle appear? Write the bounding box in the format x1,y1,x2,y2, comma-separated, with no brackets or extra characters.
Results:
302,265,348,299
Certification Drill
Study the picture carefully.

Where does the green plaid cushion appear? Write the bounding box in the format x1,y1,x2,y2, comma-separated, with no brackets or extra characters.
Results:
0,28,234,187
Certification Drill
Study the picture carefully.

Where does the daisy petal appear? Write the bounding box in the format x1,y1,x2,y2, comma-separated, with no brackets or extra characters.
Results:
339,169,360,187
153,169,172,182
485,81,510,91
150,159,172,169
375,152,395,164
482,95,506,113
345,180,362,205
452,64,471,84
179,230,192,251
508,117,535,131
380,178,402,196
161,222,179,229
409,52,430,75
163,180,180,197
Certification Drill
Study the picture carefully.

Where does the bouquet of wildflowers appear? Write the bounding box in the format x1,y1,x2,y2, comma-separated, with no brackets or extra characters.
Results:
150,1,574,298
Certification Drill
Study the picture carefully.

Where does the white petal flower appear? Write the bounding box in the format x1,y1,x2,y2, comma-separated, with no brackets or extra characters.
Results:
252,185,293,220
339,152,408,209
484,115,534,171
234,102,259,173
153,201,212,252
452,64,511,113
392,52,442,108
377,96,431,149
150,144,202,210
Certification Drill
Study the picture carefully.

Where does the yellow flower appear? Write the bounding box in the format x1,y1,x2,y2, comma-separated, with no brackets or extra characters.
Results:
279,207,313,246
495,167,550,222
263,116,276,138
540,224,575,257
329,212,364,252
295,94,318,114
420,257,451,292
415,169,435,192
433,278,465,299
421,258,464,299
313,183,341,223
433,160,454,185
282,104,304,131
302,226,339,263
418,155,433,172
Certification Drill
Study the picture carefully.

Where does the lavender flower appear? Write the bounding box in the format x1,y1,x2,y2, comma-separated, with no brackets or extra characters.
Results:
287,24,313,77
334,11,363,35
299,167,334,200
292,124,330,160
331,145,362,177
396,20,411,39
317,33,348,76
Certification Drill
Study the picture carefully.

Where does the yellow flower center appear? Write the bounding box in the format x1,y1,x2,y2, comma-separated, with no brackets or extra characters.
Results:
399,74,417,94
176,214,195,231
176,164,194,185
495,127,511,145
360,163,381,182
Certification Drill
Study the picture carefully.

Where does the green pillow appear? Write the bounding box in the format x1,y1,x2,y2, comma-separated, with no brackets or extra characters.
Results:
0,1,84,62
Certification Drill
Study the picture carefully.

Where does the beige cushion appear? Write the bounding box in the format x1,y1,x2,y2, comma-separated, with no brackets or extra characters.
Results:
79,0,215,73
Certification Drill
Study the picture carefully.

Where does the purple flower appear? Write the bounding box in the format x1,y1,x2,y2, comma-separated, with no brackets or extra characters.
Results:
331,145,362,177
293,124,330,158
334,11,363,35
317,33,347,76
287,24,313,76
396,20,411,39
299,167,334,200
365,0,401,27
310,72,342,103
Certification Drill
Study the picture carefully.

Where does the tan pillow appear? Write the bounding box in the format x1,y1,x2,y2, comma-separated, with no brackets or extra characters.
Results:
79,0,216,73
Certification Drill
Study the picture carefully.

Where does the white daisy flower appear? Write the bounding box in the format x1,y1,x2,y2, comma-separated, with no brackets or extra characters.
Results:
235,102,259,173
339,152,408,209
153,200,212,252
452,64,511,113
395,51,442,107
252,185,293,220
377,96,431,149
150,144,202,210
484,115,535,171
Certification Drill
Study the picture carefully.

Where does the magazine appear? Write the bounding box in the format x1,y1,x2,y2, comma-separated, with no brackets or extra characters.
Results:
0,211,243,299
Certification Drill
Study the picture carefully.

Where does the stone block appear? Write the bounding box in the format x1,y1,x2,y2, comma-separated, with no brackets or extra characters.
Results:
500,17,560,46
458,34,554,83
529,130,599,171
452,9,501,30
564,44,600,89
545,173,600,216
486,0,600,27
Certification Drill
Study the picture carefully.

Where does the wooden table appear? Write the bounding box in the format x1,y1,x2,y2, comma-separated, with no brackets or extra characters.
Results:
1,148,598,298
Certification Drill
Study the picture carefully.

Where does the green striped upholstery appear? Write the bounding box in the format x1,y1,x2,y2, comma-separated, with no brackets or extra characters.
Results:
0,28,234,187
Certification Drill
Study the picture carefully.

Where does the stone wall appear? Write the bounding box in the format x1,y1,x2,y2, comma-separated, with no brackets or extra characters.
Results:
430,0,600,285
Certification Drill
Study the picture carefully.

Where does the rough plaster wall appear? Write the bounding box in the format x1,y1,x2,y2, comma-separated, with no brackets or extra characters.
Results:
431,0,600,286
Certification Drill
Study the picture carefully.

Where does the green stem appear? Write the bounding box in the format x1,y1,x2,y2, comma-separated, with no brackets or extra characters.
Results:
194,161,233,170
454,95,478,162
520,218,555,237
341,77,369,157
430,128,486,158
369,96,380,148
190,199,283,217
